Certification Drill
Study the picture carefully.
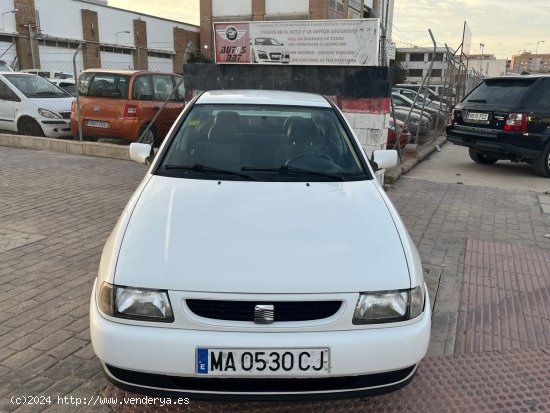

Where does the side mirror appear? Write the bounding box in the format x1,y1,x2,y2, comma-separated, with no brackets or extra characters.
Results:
130,143,153,165
372,150,398,170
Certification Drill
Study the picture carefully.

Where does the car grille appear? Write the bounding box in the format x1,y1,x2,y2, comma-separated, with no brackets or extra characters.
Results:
59,112,71,119
186,299,342,322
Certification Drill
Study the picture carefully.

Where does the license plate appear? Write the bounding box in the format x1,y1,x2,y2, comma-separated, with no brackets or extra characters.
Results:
86,120,109,128
196,348,329,376
466,112,489,122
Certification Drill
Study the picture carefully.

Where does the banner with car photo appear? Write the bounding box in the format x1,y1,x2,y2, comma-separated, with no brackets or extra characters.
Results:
214,19,380,66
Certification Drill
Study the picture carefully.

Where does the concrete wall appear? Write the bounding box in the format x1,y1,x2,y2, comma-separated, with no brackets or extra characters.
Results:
265,0,309,15
0,41,17,67
212,0,252,16
0,0,18,32
100,50,133,70
8,0,198,71
39,45,84,72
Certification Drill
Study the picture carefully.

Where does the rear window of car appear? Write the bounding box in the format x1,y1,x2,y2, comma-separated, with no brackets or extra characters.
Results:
464,78,536,105
79,73,129,99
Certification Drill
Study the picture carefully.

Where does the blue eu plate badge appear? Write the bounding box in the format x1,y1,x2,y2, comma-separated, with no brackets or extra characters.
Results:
197,348,208,374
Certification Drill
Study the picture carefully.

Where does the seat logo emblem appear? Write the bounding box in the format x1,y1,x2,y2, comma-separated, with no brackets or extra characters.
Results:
254,304,274,324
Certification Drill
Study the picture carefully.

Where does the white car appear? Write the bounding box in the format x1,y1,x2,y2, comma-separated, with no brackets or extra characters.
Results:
0,73,73,137
90,90,431,400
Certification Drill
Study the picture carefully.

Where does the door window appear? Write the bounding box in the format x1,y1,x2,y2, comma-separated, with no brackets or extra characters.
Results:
133,75,153,101
152,75,174,101
0,79,19,101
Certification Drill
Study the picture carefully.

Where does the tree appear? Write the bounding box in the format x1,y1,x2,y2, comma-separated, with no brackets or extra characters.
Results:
187,52,213,64
390,59,407,85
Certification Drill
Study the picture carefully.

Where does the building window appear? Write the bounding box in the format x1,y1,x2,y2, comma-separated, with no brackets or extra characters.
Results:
38,38,81,49
428,53,444,62
408,69,423,77
431,69,442,77
100,45,133,55
396,52,406,62
409,53,425,62
147,51,173,59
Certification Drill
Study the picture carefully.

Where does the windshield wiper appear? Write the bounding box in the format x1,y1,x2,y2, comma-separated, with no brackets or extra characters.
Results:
164,164,256,180
242,165,347,181
467,99,487,103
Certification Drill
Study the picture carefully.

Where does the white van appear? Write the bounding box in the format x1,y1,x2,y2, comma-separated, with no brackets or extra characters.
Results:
21,69,74,81
0,73,74,137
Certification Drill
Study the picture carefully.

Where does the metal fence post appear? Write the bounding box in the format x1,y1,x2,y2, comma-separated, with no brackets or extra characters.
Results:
73,43,83,142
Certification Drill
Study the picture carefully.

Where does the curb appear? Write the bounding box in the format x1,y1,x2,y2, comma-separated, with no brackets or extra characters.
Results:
0,133,132,161
384,135,447,184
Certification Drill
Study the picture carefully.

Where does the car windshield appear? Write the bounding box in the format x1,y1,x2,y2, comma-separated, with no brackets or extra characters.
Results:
158,104,368,182
59,83,77,96
78,72,129,98
4,74,69,98
464,78,536,105
257,38,282,46
0,61,13,72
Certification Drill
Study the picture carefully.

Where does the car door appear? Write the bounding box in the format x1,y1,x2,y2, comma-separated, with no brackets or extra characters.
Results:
0,78,21,132
526,78,550,136
151,74,184,137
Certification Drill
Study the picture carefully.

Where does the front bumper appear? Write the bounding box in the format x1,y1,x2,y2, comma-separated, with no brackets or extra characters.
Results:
40,120,72,138
90,286,431,399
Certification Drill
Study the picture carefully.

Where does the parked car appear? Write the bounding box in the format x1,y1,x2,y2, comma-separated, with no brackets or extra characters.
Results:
47,78,77,96
392,93,444,125
0,60,14,72
0,72,73,137
90,90,431,400
70,70,185,144
391,106,431,136
394,84,440,101
387,117,411,149
21,69,74,80
393,87,447,112
447,75,550,177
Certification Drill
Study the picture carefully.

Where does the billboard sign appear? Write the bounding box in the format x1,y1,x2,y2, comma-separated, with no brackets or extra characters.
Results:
461,21,472,58
214,19,380,66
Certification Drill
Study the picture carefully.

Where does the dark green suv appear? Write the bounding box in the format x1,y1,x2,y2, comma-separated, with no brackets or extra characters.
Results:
446,75,550,177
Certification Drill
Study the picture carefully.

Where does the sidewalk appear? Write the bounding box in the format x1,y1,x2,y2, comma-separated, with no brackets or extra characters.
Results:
0,144,549,412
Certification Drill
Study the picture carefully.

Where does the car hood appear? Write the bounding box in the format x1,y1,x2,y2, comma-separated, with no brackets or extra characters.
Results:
27,96,74,113
114,176,410,294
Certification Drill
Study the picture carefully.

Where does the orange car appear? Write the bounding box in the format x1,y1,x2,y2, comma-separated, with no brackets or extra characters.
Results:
70,70,185,144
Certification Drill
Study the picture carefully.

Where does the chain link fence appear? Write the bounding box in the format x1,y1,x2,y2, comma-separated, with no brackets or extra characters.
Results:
0,47,183,145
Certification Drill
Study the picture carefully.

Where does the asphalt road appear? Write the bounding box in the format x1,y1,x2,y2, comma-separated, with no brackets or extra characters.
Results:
407,142,550,193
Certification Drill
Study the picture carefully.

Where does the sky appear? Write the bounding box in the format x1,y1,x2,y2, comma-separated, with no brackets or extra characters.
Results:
109,0,549,60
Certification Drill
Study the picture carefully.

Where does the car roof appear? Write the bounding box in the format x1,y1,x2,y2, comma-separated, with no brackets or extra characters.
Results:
0,72,35,76
484,74,550,80
79,69,177,76
196,90,332,107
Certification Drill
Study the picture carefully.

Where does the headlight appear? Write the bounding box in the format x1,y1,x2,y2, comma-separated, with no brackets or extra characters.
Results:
353,286,425,324
98,282,174,322
38,108,62,119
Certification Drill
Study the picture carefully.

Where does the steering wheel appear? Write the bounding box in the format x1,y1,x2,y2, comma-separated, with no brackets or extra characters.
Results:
284,152,334,166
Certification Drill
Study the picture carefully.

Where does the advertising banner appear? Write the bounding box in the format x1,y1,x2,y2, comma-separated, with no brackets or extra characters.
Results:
214,19,380,66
